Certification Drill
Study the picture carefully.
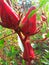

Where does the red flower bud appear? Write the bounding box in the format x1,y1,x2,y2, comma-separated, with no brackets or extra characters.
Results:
23,38,35,61
20,6,37,36
0,0,20,30
41,15,47,21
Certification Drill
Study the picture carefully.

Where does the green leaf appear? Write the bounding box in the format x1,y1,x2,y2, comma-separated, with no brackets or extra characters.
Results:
6,29,12,35
45,3,49,12
35,49,41,54
0,58,3,64
46,32,49,38
39,0,48,8
28,9,37,18
16,0,19,2
0,25,3,30
12,0,15,5
10,46,15,53
41,59,49,65
0,32,2,37
37,14,41,20
7,40,11,44
8,51,12,57
32,44,38,49
45,53,49,59
41,23,47,33
2,60,8,65
44,50,49,58
22,60,26,65
43,44,49,48
38,34,43,39
47,16,49,24
11,59,18,65
3,47,9,56
41,56,49,65
0,39,4,49
28,0,48,19
9,46,16,57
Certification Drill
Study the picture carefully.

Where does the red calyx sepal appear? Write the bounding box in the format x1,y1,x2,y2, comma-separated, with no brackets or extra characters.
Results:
23,38,35,61
20,6,37,36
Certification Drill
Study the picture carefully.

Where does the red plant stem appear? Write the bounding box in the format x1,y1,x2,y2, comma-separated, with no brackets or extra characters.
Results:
17,31,32,65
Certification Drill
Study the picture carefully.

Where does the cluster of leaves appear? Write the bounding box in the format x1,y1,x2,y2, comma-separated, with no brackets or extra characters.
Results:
0,0,49,65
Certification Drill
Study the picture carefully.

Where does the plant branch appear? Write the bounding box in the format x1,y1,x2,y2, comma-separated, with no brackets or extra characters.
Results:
0,31,16,40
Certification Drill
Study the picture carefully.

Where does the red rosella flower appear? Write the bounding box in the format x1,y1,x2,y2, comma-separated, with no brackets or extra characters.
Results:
0,0,20,30
20,6,36,36
23,38,35,61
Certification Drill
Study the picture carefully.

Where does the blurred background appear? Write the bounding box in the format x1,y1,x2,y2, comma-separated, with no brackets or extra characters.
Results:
0,0,49,65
